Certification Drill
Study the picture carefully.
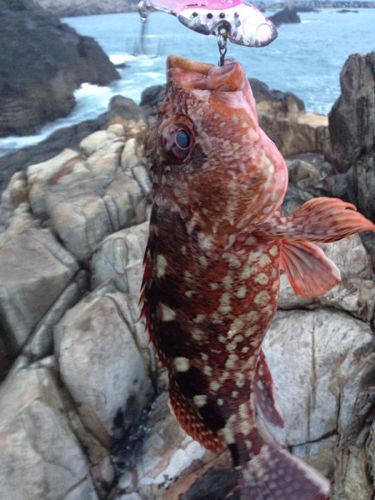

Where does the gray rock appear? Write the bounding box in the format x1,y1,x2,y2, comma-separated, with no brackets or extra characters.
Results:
0,218,79,357
46,168,149,262
0,367,97,500
91,222,149,297
118,392,206,497
264,308,373,449
54,283,153,443
328,52,375,172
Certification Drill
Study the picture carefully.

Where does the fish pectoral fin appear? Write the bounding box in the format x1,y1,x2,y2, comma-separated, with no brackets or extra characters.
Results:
255,350,284,428
280,240,341,297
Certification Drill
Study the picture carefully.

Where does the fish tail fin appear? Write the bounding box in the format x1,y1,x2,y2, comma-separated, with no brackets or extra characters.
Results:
258,197,375,242
229,427,330,500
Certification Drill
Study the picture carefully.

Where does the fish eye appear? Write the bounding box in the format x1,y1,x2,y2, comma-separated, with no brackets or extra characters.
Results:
159,122,195,164
175,129,190,149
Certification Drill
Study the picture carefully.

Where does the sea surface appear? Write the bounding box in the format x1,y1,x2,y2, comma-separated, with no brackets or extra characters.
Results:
1,8,374,156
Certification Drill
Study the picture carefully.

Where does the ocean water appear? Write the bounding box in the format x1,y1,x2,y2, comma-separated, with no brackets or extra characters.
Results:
1,8,374,156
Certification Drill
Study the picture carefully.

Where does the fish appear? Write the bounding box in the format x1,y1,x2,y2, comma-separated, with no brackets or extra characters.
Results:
139,0,277,47
141,55,375,499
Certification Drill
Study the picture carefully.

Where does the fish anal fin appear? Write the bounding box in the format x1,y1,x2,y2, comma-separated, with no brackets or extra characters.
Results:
281,240,341,297
255,351,284,428
169,377,224,453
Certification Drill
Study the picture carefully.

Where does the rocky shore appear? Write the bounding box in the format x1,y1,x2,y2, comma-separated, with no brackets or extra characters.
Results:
0,0,119,138
0,52,374,499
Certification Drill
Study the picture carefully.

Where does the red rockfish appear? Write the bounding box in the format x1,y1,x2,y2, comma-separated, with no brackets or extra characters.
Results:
141,56,375,499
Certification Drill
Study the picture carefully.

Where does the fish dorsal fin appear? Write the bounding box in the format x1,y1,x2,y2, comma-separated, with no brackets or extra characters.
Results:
255,350,284,428
280,240,341,297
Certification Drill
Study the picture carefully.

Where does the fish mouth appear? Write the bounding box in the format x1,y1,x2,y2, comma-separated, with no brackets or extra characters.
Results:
167,55,247,92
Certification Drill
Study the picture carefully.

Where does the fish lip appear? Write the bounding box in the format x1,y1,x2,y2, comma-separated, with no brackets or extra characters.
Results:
167,56,246,92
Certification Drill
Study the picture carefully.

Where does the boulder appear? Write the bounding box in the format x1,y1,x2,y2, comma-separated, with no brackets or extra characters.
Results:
0,0,119,137
34,0,137,16
54,283,154,444
327,52,375,172
268,7,301,26
91,222,149,298
117,392,209,498
0,367,98,500
0,216,79,359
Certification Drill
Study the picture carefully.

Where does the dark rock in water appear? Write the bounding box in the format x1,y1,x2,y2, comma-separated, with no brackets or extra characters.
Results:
337,9,359,13
140,85,166,110
108,95,144,123
0,0,119,138
249,78,305,113
0,115,107,193
327,52,375,172
268,7,301,27
326,51,375,223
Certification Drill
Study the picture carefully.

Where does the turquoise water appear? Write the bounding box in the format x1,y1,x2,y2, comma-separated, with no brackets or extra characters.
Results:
1,8,374,155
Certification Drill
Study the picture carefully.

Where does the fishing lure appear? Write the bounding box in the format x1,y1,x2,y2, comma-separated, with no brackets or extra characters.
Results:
138,0,277,60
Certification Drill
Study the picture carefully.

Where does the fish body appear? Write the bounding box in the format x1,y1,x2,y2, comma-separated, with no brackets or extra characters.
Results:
141,0,277,47
142,56,375,498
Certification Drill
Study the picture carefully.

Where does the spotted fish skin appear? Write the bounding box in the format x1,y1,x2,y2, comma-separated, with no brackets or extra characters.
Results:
142,56,375,499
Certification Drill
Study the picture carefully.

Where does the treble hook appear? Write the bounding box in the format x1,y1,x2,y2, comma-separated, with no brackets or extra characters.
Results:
217,23,230,66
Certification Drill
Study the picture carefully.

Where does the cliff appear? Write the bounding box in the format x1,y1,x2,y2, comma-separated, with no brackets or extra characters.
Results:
0,0,120,137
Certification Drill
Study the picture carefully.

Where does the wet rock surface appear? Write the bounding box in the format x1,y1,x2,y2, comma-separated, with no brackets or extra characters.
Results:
0,55,374,499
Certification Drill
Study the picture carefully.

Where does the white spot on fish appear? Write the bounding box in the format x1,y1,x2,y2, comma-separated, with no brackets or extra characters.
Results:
236,286,247,299
210,381,221,392
156,255,167,278
222,427,235,444
254,273,269,285
254,291,270,305
226,353,239,370
193,314,206,324
160,304,176,322
174,357,190,372
193,395,208,407
269,245,278,257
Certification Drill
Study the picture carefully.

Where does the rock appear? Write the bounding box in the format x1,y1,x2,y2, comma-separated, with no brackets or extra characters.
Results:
0,217,79,359
263,308,374,496
108,96,144,125
45,166,149,261
117,392,208,498
269,7,301,27
327,52,375,172
34,0,137,17
0,114,107,194
0,0,119,138
91,222,149,298
140,85,166,111
54,283,154,444
0,366,98,500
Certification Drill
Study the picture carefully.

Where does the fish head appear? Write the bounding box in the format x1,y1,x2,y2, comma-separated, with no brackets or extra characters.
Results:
149,56,287,240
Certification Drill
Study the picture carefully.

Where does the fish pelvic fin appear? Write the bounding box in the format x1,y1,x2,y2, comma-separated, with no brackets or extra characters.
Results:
169,375,224,453
227,425,330,500
256,197,375,243
280,240,341,297
255,350,284,428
